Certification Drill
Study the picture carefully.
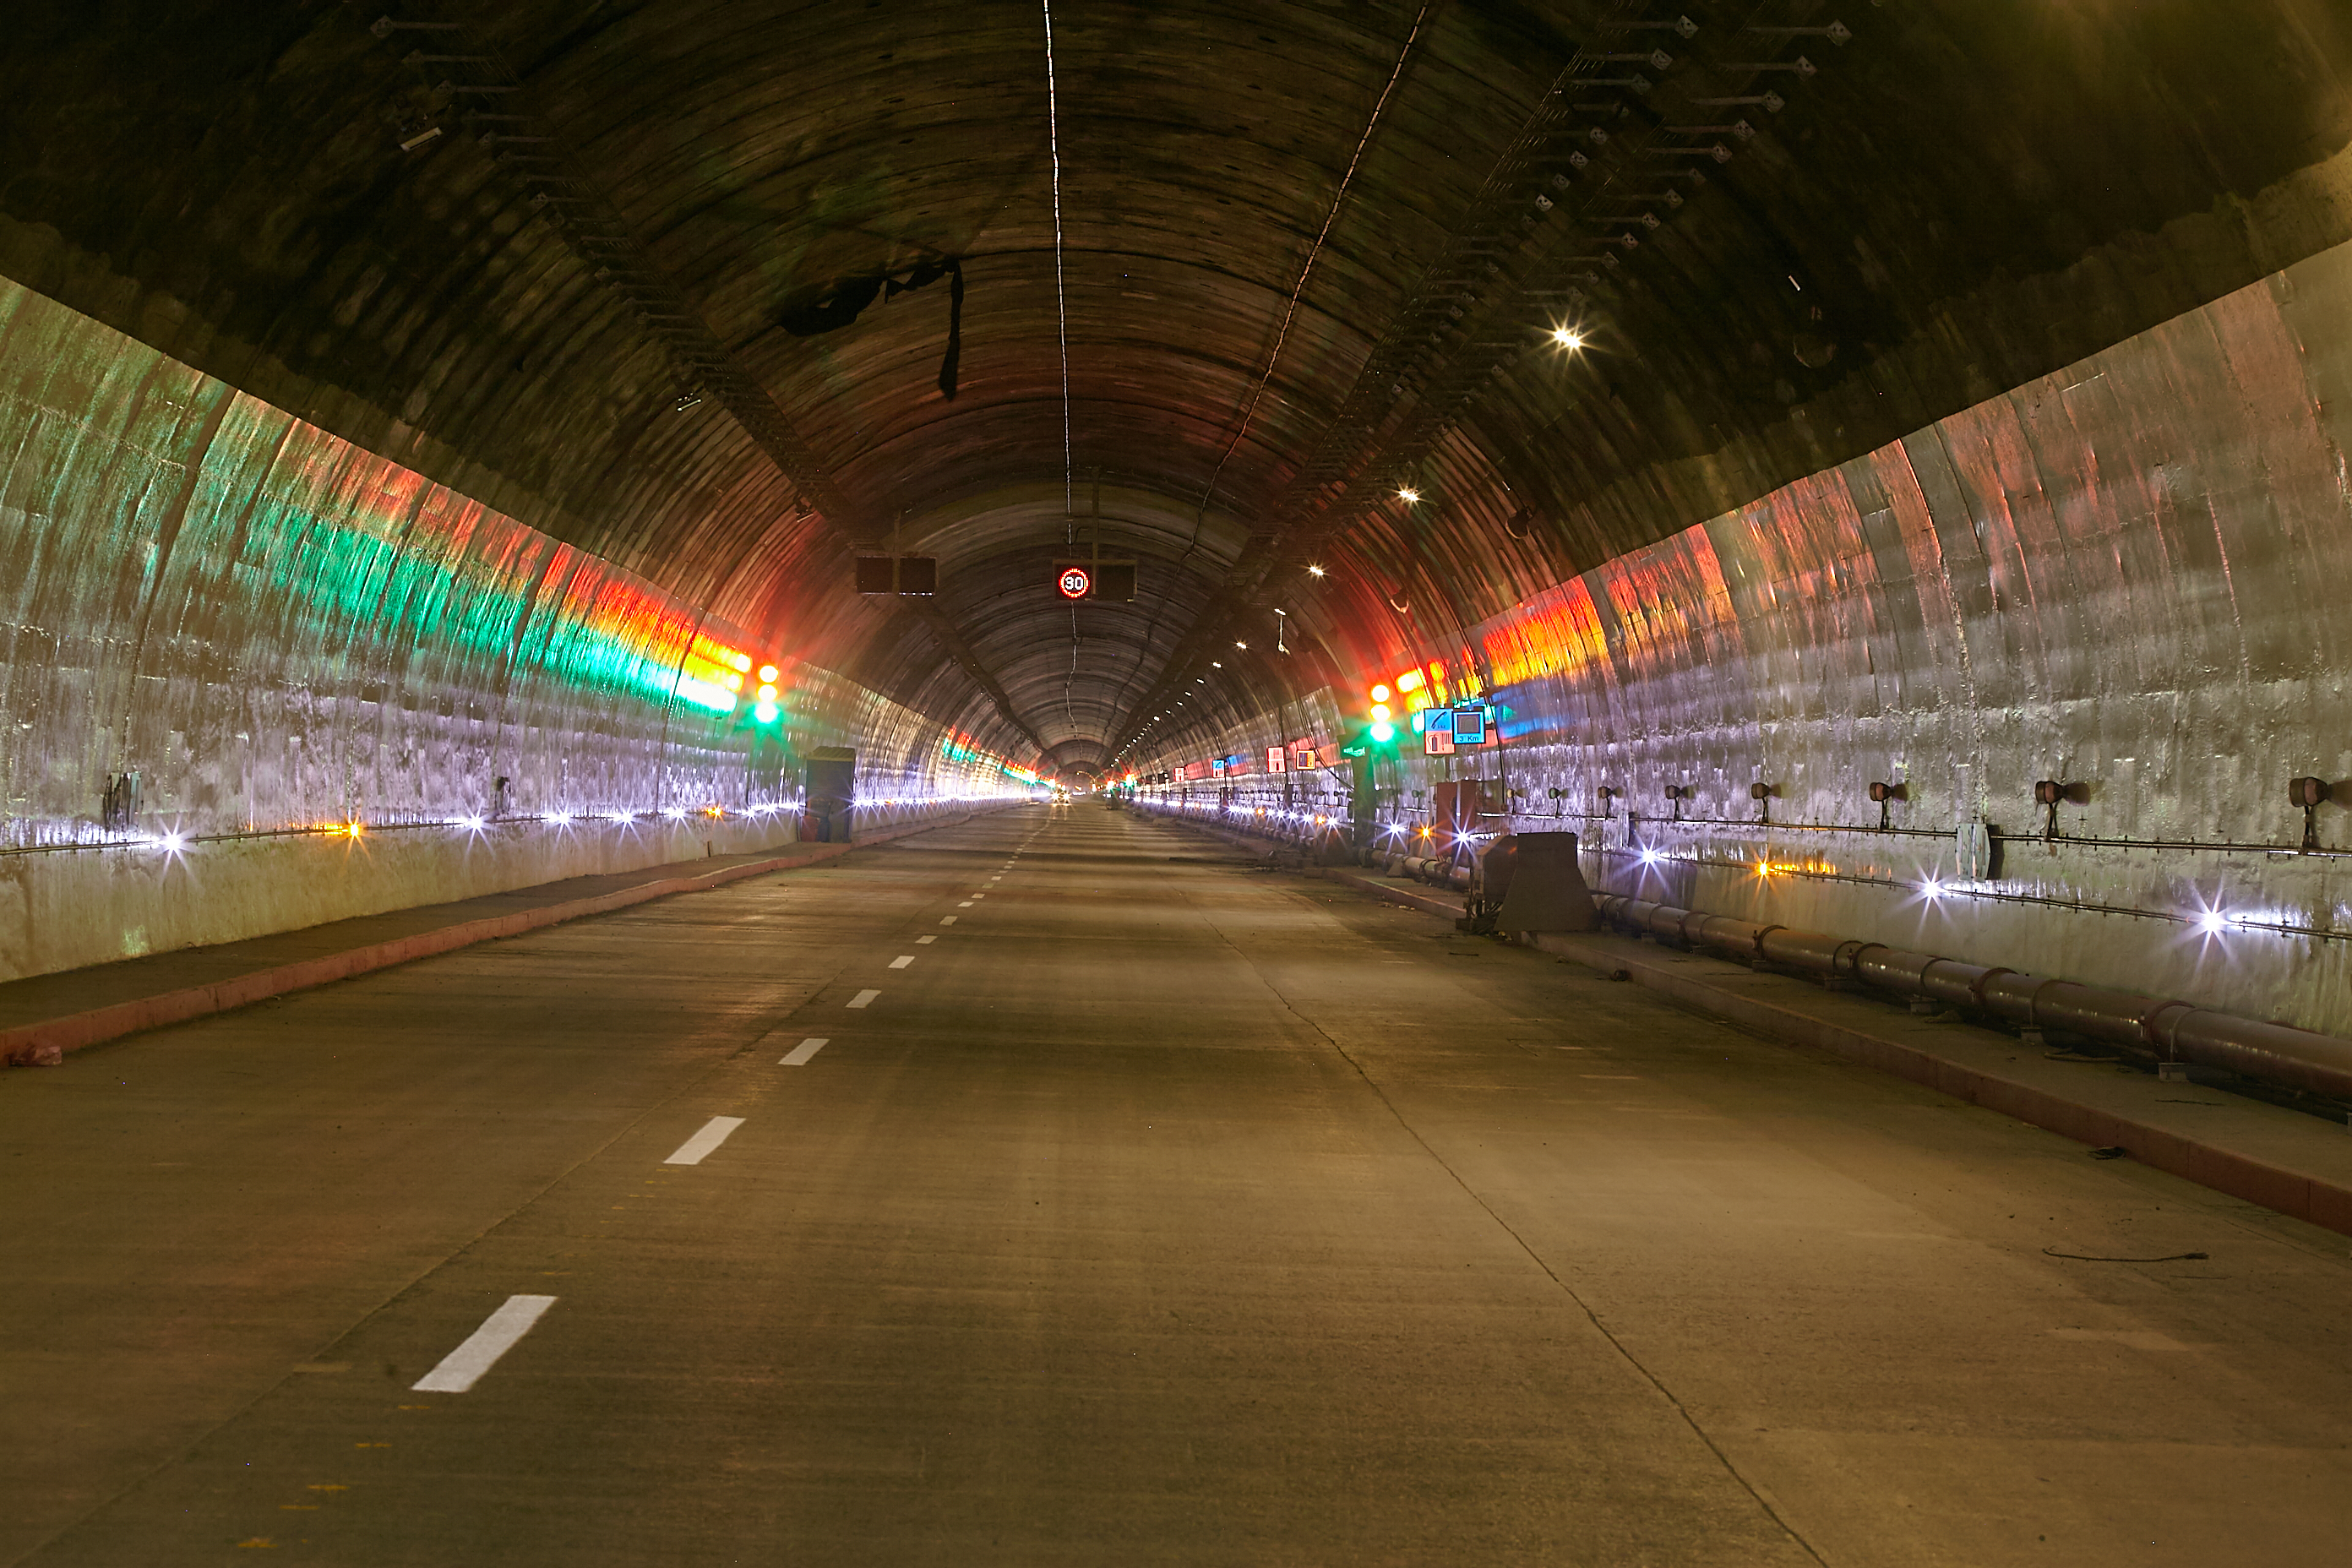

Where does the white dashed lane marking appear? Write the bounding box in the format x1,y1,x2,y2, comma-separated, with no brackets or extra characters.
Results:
664,1116,747,1166
411,1295,558,1394
889,956,914,970
957,901,974,908
916,935,937,945
781,1037,828,1066
939,916,958,925
847,989,880,1009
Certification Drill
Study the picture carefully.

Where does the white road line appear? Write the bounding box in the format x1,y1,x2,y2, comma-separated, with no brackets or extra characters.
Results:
939,915,958,925
664,1115,747,1166
889,955,914,969
917,934,937,945
847,988,880,1009
957,901,974,907
971,893,986,899
411,1295,558,1393
781,1037,829,1066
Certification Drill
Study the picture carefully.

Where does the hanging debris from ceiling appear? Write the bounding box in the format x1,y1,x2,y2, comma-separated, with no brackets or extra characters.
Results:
776,258,966,400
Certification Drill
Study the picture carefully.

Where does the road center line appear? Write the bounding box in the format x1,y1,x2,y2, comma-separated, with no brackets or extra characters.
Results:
916,934,937,945
889,955,914,969
956,901,974,908
847,988,881,1009
664,1115,747,1166
781,1037,829,1066
411,1295,557,1393
939,916,958,925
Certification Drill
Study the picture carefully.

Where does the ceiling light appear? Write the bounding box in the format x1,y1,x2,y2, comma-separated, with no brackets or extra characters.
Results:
1396,487,1420,504
1307,564,1326,577
1550,327,1584,349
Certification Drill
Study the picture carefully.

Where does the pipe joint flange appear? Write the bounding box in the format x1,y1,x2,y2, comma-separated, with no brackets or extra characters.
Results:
1831,939,1871,975
1968,966,2016,1009
2140,998,2197,1056
2021,977,2072,1035
1750,923,1787,961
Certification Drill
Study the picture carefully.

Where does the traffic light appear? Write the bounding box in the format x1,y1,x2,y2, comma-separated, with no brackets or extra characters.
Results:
747,663,785,727
1342,679,1403,758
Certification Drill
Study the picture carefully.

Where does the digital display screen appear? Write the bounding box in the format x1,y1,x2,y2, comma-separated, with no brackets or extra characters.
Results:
1451,707,1489,745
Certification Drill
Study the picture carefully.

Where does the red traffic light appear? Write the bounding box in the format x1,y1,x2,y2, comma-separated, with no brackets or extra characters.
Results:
1056,566,1092,600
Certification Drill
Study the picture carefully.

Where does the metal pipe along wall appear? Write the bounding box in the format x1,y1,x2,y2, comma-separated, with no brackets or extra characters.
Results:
1593,894,2352,1103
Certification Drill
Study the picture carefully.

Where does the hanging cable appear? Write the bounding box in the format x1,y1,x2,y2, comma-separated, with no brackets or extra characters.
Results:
1042,0,1074,532
1042,0,1085,754
1108,6,1435,760
1195,1,1435,522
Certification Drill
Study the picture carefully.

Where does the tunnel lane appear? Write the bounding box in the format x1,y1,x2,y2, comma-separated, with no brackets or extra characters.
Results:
5,801,2349,1565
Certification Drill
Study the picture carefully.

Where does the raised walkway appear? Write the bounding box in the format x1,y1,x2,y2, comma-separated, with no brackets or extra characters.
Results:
1138,808,2352,1240
0,808,996,1068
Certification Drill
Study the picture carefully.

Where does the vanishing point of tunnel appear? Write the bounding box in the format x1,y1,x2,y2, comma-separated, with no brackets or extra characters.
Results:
5,4,2352,1565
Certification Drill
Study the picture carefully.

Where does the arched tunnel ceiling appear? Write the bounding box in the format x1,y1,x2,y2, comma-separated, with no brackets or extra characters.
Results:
5,1,2349,777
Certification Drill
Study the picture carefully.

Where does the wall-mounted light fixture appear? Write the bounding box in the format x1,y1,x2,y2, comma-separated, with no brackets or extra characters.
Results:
1867,779,1907,830
2033,778,2088,839
2289,775,2333,851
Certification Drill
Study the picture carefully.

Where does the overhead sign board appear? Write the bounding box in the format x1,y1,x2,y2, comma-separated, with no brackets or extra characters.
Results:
855,556,938,594
1049,559,1137,601
1422,706,1495,753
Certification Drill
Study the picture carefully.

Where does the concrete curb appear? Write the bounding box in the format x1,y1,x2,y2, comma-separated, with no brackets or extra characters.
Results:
1309,865,1463,922
1313,865,2352,1239
3,808,989,1068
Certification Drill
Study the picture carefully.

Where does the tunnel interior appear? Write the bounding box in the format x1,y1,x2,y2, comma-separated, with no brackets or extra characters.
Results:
8,2,2352,1015
9,5,2352,1562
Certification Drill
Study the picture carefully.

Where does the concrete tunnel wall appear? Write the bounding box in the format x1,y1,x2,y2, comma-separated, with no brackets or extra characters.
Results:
0,277,1033,984
1152,234,2352,1040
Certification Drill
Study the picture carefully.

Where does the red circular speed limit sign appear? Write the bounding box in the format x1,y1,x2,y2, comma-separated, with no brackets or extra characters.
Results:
1056,566,1092,600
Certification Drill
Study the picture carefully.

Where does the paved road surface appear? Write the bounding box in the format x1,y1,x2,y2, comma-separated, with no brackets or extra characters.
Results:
7,802,2348,1565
